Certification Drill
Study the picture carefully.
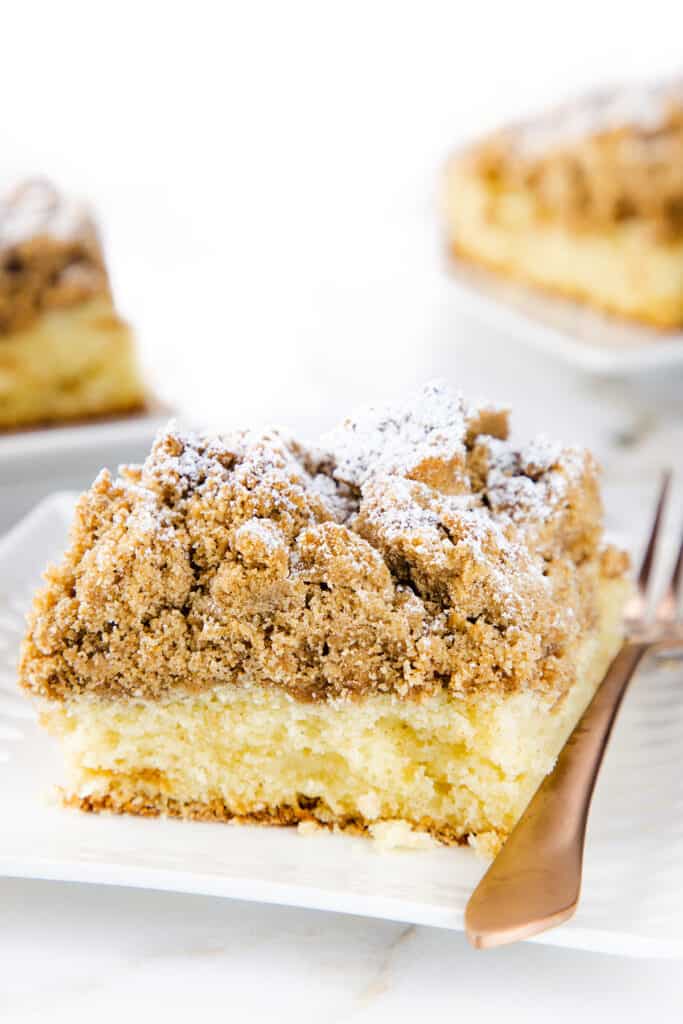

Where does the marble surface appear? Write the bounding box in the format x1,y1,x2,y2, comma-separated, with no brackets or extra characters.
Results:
3,878,683,1023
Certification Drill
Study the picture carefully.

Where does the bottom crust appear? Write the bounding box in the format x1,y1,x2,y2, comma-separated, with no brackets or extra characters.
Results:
444,168,683,329
43,578,627,856
66,792,477,848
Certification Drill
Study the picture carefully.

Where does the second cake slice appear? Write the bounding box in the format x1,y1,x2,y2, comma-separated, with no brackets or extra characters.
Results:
0,180,145,431
444,80,683,327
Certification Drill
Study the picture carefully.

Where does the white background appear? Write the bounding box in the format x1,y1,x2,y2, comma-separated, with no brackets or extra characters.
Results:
3,0,682,439
2,2,683,1020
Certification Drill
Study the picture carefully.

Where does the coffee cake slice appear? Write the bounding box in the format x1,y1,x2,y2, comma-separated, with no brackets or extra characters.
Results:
19,383,628,854
0,180,145,430
444,79,683,327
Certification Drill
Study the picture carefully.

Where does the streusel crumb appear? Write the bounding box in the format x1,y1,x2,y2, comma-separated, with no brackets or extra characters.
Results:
464,79,683,240
0,180,109,334
20,382,624,704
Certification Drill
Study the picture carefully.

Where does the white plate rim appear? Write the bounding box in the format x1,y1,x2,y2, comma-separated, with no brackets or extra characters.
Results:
0,406,171,467
447,256,683,375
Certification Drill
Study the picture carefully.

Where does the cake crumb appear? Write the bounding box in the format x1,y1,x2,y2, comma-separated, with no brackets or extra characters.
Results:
467,830,503,859
297,820,323,837
370,820,438,852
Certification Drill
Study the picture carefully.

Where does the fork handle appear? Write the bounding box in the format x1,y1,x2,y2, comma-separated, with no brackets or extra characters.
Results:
465,641,649,949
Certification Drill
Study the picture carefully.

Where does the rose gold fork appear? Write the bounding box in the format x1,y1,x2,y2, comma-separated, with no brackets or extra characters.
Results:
465,472,683,950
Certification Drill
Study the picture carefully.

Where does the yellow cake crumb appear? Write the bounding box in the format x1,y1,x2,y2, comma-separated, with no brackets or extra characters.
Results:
369,821,438,852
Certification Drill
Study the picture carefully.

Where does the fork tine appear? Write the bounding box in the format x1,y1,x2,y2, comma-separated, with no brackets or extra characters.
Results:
671,530,683,603
626,471,671,621
637,470,671,594
656,518,683,625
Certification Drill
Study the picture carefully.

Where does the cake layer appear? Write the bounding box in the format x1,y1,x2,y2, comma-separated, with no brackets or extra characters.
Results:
0,296,145,430
444,168,683,327
43,576,627,854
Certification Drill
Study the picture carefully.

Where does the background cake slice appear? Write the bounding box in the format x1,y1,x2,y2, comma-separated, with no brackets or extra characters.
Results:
19,383,628,854
444,80,683,327
0,180,146,430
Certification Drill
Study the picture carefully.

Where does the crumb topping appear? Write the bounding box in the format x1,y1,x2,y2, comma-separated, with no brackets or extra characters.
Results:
461,79,683,240
20,382,626,704
320,381,507,491
0,180,111,334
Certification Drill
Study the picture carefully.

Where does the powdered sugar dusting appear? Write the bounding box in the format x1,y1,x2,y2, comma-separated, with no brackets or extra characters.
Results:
112,382,595,637
309,472,358,524
0,180,95,249
511,78,683,156
321,381,470,487
485,435,585,524
235,517,284,554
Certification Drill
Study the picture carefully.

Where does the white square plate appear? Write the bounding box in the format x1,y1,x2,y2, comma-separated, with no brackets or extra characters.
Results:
1,493,683,958
448,257,683,376
0,406,171,470
0,407,172,537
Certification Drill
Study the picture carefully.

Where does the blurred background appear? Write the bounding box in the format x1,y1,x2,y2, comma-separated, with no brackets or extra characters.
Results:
1,0,679,440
